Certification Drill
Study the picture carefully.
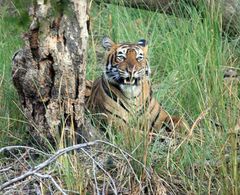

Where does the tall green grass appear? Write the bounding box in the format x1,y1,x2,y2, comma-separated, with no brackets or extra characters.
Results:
86,2,239,194
0,1,239,194
0,5,30,147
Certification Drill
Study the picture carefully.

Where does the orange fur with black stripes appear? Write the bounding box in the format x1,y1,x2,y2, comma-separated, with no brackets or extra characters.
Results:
86,37,182,133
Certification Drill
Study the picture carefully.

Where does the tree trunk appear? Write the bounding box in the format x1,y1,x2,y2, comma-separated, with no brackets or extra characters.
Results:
96,0,240,36
12,0,92,145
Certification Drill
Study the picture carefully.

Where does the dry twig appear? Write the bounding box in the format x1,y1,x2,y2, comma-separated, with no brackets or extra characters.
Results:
1,140,152,194
0,141,98,191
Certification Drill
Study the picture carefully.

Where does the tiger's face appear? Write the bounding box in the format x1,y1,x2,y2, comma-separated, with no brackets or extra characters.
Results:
102,37,150,94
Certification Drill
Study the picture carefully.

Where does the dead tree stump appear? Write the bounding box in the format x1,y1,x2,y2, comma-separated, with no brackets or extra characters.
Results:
12,0,91,146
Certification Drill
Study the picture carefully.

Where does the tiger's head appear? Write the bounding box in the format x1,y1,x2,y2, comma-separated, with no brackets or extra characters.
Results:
102,37,150,97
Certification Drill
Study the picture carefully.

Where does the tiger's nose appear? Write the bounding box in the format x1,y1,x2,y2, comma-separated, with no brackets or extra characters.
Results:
127,66,136,76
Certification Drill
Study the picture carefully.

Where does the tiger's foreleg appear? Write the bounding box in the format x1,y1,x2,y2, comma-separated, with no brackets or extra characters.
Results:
149,99,188,139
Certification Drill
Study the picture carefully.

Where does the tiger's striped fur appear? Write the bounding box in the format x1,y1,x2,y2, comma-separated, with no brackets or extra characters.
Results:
86,37,182,133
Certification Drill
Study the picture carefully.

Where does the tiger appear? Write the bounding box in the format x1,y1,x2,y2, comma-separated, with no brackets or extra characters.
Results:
86,37,184,136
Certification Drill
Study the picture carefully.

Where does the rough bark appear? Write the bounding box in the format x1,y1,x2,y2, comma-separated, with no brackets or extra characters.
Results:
12,0,93,145
96,0,240,36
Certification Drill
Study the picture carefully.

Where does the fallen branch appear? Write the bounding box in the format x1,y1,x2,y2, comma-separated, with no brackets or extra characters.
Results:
0,145,51,156
0,141,98,191
0,140,152,193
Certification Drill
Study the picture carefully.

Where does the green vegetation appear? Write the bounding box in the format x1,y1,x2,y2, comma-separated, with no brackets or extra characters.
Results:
0,4,29,146
0,1,239,194
87,3,239,194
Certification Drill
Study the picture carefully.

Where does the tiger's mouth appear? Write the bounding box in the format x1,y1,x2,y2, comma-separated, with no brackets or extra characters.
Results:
122,77,141,85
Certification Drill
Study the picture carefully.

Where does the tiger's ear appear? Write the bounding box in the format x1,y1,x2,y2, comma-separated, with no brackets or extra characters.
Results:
138,39,147,47
102,37,115,51
138,39,148,53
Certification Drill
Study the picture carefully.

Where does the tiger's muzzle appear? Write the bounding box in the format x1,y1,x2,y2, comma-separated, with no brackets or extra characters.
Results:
123,76,140,85
120,67,145,86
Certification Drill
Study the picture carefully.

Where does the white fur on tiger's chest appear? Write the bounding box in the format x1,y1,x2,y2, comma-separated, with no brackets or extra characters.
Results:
120,84,142,98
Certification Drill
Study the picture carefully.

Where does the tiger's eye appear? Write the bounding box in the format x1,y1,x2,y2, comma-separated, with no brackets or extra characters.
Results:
137,56,143,61
117,56,124,62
